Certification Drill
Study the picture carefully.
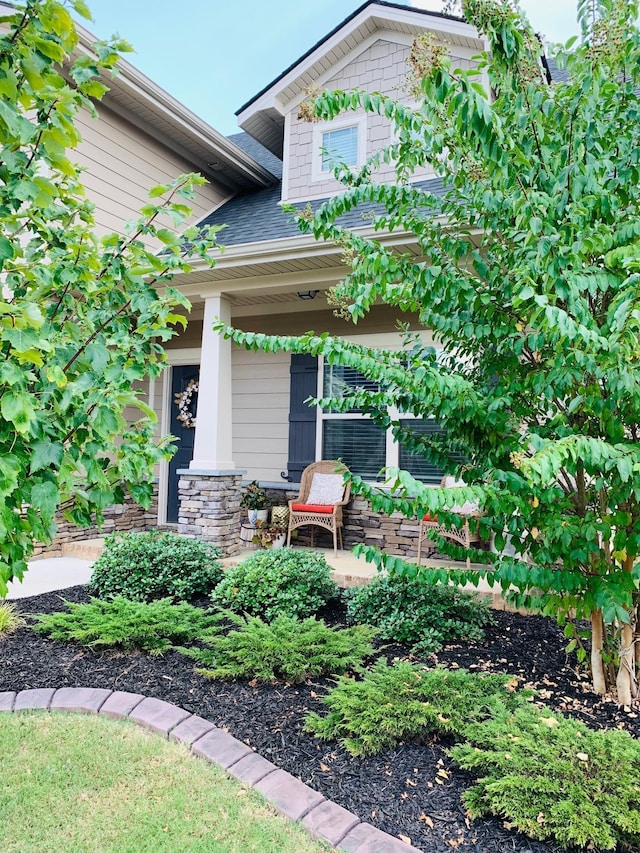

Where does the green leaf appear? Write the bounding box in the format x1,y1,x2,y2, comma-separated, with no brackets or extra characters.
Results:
32,37,66,62
30,481,60,522
1,390,36,434
0,235,14,270
5,328,51,355
70,0,92,19
0,455,20,496
148,184,172,198
30,441,64,474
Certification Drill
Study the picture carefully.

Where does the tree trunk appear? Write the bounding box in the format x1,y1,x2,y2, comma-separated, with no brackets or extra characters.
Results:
590,609,607,695
616,555,638,707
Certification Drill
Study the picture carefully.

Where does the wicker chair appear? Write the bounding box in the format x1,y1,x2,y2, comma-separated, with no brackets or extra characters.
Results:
287,461,351,556
417,476,482,569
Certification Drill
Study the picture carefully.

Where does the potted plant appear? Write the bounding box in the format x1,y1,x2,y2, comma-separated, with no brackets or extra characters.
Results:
252,520,287,549
240,481,269,527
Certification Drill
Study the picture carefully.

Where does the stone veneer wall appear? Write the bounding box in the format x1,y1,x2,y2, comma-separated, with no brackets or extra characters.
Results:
264,486,423,559
31,480,426,562
32,489,159,559
177,470,243,558
343,496,422,558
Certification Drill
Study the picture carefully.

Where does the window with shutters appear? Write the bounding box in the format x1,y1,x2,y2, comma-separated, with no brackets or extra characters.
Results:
318,360,451,483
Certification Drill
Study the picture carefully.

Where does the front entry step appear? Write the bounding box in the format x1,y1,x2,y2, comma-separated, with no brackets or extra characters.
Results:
61,538,105,560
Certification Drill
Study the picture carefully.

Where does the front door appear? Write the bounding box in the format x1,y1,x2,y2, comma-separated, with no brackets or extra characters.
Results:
167,365,199,523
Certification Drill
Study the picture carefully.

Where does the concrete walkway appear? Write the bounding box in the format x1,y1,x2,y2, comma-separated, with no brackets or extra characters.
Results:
6,557,95,600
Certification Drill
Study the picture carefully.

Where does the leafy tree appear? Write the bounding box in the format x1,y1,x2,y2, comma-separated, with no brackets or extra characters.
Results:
0,0,219,595
219,0,640,704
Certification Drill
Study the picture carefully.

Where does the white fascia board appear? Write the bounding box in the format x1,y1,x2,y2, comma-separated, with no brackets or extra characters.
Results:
282,111,292,202
188,226,416,273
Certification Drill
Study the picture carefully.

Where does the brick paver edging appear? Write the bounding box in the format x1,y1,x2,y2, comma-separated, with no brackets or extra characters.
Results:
0,687,421,853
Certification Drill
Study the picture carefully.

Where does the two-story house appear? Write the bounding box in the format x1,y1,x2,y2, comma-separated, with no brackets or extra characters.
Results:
158,2,484,556
31,1,485,559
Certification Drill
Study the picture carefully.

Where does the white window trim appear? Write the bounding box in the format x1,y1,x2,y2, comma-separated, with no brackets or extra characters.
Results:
311,114,368,184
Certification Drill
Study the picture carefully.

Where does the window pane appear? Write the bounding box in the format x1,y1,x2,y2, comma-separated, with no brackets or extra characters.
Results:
321,126,359,171
399,419,450,484
323,419,386,481
323,363,379,413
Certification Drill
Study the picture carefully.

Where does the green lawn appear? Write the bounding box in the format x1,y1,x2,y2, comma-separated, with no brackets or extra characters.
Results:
0,712,330,853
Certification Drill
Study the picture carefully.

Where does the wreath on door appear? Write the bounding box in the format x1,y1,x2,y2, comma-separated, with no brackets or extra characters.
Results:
174,379,199,429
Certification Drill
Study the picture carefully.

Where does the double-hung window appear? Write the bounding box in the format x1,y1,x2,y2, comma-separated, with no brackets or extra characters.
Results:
318,360,449,484
321,126,359,172
312,116,366,183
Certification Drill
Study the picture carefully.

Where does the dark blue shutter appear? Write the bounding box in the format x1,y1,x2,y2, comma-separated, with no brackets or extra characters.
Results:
284,354,318,482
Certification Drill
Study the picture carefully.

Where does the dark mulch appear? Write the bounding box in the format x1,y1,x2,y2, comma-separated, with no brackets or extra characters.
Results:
2,586,638,853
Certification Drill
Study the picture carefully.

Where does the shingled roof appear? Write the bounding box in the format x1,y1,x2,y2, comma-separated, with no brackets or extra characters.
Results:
198,48,570,249
227,133,283,180
197,142,447,248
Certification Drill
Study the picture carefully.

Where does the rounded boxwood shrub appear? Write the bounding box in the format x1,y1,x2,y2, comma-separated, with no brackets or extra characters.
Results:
88,531,222,602
212,547,337,621
344,573,493,654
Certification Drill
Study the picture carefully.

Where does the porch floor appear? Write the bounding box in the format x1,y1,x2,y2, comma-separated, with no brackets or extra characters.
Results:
223,545,515,612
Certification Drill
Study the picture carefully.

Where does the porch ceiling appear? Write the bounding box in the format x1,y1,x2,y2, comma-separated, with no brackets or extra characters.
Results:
178,231,424,298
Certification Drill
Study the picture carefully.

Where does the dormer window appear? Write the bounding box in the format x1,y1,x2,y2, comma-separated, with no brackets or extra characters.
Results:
321,126,359,171
311,115,367,183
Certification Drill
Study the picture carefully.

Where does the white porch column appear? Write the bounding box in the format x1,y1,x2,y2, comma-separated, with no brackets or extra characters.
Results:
190,294,235,470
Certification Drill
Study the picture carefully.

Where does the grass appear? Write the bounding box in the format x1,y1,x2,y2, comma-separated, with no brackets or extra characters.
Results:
0,602,24,637
0,713,330,853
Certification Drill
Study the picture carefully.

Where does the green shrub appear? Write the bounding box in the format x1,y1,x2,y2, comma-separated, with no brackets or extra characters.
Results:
88,531,222,602
451,703,640,851
181,612,377,683
344,574,493,654
212,548,337,621
32,596,219,654
0,602,24,637
305,660,529,756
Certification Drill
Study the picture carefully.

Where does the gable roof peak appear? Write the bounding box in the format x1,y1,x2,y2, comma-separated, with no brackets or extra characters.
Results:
236,1,481,157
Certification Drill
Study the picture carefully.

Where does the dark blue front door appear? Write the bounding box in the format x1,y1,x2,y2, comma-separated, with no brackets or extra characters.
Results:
167,365,199,523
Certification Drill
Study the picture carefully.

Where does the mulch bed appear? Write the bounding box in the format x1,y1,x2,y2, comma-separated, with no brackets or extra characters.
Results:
2,586,638,853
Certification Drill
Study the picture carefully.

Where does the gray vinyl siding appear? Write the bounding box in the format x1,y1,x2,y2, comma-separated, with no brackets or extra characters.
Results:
232,347,291,482
284,37,476,202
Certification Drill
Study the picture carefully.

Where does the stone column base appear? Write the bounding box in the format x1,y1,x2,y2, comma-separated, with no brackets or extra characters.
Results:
177,469,244,557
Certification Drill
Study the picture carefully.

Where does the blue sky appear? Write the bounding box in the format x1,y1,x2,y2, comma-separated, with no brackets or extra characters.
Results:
83,0,579,137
